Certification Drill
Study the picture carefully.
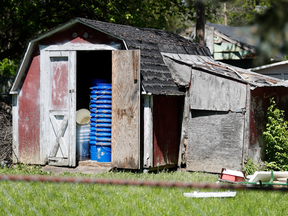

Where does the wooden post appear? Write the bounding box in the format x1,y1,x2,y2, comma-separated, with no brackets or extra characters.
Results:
196,0,205,45
143,95,153,168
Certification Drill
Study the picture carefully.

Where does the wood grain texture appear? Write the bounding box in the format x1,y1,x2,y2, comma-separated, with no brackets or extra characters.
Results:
143,95,153,168
190,69,246,111
68,51,76,167
12,94,19,163
187,111,244,173
112,50,140,169
40,49,50,164
41,50,76,167
153,96,180,167
242,84,250,164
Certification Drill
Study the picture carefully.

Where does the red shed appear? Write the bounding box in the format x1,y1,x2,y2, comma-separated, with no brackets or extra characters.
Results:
11,18,286,173
10,18,212,170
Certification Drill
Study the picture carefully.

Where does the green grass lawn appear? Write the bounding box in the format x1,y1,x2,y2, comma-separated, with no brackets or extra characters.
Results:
0,165,287,216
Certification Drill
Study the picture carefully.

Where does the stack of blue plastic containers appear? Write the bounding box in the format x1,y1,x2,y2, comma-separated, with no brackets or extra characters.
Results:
89,80,112,162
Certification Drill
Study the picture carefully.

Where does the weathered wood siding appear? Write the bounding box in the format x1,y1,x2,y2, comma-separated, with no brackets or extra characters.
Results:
18,54,41,164
187,111,245,172
187,69,247,173
153,96,182,167
190,69,246,111
112,50,140,169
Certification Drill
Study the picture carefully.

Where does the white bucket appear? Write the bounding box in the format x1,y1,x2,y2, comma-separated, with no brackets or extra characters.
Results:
76,108,91,125
76,109,91,161
76,124,90,161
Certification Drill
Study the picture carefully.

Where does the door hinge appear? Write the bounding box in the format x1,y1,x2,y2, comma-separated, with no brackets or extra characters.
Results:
69,89,75,93
235,108,246,114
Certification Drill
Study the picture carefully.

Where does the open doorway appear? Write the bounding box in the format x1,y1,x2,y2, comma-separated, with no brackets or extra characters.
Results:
76,50,112,110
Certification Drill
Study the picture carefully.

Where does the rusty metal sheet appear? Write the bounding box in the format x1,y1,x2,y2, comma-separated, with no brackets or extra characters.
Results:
190,69,247,111
112,50,140,169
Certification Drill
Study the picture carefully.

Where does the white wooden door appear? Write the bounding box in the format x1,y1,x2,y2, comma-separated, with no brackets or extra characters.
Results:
40,50,76,167
112,50,140,169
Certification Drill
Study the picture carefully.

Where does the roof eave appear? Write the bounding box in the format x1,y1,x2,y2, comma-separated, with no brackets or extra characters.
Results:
10,18,128,93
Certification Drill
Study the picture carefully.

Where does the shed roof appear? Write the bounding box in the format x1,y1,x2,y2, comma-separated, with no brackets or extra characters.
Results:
12,18,212,96
162,53,288,89
78,18,212,95
206,23,254,49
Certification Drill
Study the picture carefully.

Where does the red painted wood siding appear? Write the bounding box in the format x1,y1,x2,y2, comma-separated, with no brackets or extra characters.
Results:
40,23,125,48
153,96,182,167
250,87,288,154
18,54,41,164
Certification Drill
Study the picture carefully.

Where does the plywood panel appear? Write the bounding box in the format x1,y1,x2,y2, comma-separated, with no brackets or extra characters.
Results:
187,111,244,173
190,69,246,111
112,50,140,169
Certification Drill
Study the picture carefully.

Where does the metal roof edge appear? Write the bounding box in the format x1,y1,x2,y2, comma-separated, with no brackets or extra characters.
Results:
249,60,288,71
10,42,34,93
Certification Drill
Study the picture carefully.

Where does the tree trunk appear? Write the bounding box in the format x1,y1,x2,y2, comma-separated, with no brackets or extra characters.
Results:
224,3,227,25
196,0,205,45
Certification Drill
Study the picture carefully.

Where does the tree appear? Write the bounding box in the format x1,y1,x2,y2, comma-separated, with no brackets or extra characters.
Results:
251,1,288,64
0,0,187,63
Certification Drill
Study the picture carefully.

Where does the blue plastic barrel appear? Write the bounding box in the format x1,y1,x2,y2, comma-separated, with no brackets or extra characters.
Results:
91,95,112,100
90,90,112,95
96,145,111,162
90,82,112,162
90,113,112,118
90,99,112,104
91,85,112,90
90,104,112,109
90,132,111,137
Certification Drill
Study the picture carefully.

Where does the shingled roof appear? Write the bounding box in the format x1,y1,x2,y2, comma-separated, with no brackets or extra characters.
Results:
77,18,211,95
12,18,212,95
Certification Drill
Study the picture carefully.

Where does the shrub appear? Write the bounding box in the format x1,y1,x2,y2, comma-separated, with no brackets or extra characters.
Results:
263,97,288,171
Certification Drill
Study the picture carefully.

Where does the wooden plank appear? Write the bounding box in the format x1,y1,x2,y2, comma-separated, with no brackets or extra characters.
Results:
190,69,246,112
40,44,120,51
12,94,19,163
49,113,68,157
40,49,50,164
112,50,140,169
48,158,69,166
68,51,76,167
178,91,189,166
143,95,153,168
187,111,244,173
242,84,250,165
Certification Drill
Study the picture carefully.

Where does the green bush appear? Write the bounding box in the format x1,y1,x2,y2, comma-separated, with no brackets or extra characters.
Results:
242,158,259,176
263,97,288,171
